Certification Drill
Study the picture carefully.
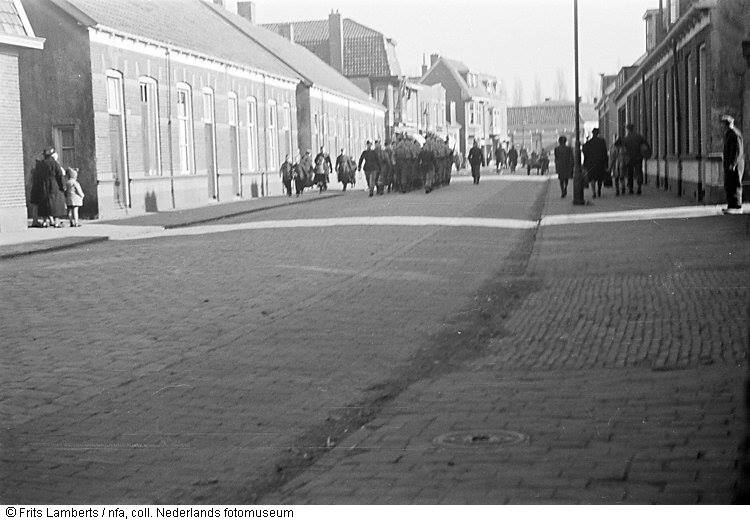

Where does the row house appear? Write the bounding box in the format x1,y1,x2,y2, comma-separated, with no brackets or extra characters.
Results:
420,54,507,158
19,0,384,220
396,79,460,146
605,0,750,204
508,100,599,154
263,12,401,142
0,0,43,232
208,3,386,159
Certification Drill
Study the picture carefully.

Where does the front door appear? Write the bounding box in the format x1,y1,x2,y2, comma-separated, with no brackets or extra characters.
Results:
106,72,130,208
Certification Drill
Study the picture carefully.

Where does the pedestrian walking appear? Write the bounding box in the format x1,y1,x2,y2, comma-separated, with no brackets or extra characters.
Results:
336,149,355,192
582,128,609,198
608,136,628,196
29,147,67,228
358,140,380,197
519,147,529,168
554,136,573,198
468,140,485,184
64,168,85,227
508,145,518,173
314,147,332,193
495,146,506,173
280,154,294,196
720,115,744,214
297,150,314,195
418,145,437,194
622,123,650,195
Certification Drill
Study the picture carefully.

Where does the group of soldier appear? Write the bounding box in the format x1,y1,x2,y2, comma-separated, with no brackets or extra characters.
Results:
280,133,457,197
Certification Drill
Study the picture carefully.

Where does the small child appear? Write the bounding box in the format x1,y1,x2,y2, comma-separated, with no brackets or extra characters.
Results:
64,168,84,227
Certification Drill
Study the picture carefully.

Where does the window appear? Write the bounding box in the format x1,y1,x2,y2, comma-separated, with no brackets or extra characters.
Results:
228,93,238,126
267,99,278,169
685,54,694,155
176,83,194,174
53,126,76,168
246,97,258,171
282,102,292,158
469,102,475,125
106,74,123,114
202,89,215,124
698,44,707,155
139,77,161,175
670,0,679,24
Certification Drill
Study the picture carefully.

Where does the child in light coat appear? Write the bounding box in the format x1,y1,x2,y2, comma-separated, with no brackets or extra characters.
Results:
64,168,84,227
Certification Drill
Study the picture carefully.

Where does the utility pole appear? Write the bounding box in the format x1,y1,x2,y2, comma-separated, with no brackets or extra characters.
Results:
572,0,585,205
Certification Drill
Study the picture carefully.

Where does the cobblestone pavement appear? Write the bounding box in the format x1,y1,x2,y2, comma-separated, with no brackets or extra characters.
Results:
1,174,544,503
262,181,750,504
2,174,747,504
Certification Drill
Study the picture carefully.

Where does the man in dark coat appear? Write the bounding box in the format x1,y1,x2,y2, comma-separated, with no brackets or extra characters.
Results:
554,136,573,198
508,146,518,173
30,148,67,227
721,115,744,214
280,154,294,196
418,146,437,194
468,140,485,184
358,140,380,197
582,128,609,198
622,123,649,195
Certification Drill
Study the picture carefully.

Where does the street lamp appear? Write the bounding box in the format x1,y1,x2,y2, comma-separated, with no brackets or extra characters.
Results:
572,0,585,205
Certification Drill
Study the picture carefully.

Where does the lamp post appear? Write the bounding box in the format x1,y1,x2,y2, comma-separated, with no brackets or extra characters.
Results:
572,0,585,205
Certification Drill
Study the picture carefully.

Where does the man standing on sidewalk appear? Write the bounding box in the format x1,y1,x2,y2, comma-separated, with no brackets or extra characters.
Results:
721,115,744,214
554,136,573,198
623,123,649,195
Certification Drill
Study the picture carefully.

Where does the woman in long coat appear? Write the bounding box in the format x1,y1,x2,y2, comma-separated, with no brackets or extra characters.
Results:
30,148,67,227
554,136,573,198
609,137,628,196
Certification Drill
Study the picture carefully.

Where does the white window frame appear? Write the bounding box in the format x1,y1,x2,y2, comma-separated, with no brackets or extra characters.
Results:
106,71,123,115
176,82,195,175
246,97,259,171
267,99,278,169
202,87,215,124
227,91,238,127
282,102,292,157
138,76,161,176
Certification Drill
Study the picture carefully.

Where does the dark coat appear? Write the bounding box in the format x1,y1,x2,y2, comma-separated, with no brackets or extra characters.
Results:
554,145,574,180
623,131,648,165
582,136,608,181
32,157,67,217
468,146,485,167
508,148,518,164
723,126,745,176
358,149,379,172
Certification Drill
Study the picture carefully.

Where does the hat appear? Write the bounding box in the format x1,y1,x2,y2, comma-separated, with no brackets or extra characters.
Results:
721,114,734,124
366,140,372,145
43,147,55,156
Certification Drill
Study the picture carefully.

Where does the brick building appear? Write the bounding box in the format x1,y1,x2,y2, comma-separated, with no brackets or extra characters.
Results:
420,54,507,158
262,12,402,141
0,0,43,232
603,0,750,203
18,0,384,220
508,100,599,155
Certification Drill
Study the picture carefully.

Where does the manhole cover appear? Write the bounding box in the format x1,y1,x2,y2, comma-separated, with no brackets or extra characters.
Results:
434,430,528,448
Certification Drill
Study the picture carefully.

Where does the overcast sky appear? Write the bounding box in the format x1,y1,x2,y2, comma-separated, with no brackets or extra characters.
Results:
254,0,656,106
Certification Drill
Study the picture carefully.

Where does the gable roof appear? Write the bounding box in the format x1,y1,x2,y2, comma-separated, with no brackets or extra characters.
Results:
50,0,300,82
205,3,383,109
508,101,598,127
0,0,44,48
423,55,501,101
262,17,400,77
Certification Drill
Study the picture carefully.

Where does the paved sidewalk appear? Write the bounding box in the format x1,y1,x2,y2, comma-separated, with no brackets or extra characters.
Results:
262,180,750,504
0,192,338,259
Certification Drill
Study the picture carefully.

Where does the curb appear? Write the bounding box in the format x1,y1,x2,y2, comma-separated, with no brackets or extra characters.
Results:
0,236,109,261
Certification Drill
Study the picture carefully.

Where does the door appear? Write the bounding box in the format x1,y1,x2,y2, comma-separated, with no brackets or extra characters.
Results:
203,89,218,199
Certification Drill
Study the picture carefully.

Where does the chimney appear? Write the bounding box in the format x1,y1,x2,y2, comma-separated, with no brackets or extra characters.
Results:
279,22,294,43
329,11,344,73
430,53,439,66
421,54,428,76
643,9,661,52
237,1,255,23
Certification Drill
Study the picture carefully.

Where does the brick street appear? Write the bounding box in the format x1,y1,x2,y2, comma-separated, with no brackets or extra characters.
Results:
1,172,748,504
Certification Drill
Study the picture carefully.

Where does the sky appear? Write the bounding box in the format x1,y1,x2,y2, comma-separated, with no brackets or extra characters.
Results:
253,0,656,106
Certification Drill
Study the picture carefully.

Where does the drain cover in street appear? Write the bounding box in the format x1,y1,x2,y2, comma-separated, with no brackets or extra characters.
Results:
433,430,528,447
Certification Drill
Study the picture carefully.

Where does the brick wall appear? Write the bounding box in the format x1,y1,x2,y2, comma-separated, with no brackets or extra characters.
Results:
0,50,24,207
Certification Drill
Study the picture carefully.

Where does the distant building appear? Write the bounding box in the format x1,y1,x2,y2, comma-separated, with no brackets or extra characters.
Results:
605,0,750,203
420,54,507,158
396,79,460,146
18,0,383,220
0,0,43,232
596,74,618,143
263,12,400,140
507,100,598,154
